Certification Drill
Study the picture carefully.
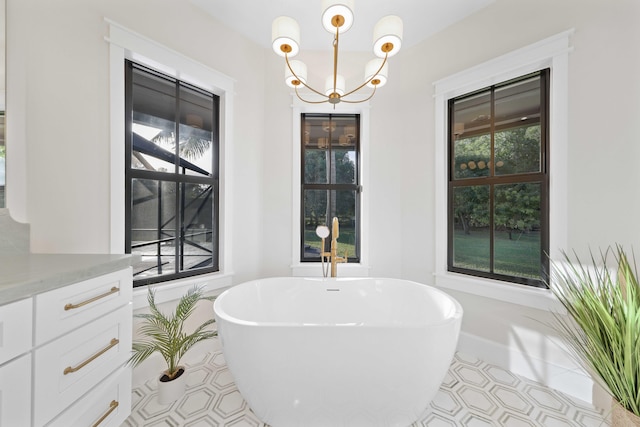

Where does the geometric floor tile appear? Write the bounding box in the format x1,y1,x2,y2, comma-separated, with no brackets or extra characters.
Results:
123,344,610,426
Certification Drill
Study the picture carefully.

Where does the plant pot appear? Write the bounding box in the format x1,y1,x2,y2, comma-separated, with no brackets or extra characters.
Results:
157,367,187,405
613,399,640,427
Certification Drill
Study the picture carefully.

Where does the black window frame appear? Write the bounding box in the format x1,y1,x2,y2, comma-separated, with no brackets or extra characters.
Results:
447,69,550,288
300,113,361,263
125,60,220,287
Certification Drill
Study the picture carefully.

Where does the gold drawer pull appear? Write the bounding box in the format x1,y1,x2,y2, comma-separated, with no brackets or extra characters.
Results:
63,338,119,375
92,400,119,427
64,287,119,311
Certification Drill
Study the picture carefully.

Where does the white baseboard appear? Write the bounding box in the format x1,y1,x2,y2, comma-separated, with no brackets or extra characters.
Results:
456,331,609,409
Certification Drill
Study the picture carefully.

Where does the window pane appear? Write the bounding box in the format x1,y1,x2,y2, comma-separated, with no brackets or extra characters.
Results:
333,149,356,184
452,90,491,179
303,115,358,185
332,116,357,184
452,185,490,272
453,134,491,179
130,179,177,279
181,183,214,272
179,85,214,177
304,148,328,184
304,142,356,184
495,75,541,127
494,76,541,175
303,116,329,184
334,190,358,259
303,189,328,257
302,189,358,259
131,68,177,173
494,124,541,175
494,183,542,279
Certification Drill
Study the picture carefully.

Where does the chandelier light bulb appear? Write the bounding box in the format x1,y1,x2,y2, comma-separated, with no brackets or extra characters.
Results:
285,60,307,87
364,58,388,88
321,0,355,33
272,16,301,57
373,15,403,58
325,74,346,96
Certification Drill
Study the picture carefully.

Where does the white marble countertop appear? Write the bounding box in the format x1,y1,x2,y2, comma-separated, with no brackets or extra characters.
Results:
0,253,137,305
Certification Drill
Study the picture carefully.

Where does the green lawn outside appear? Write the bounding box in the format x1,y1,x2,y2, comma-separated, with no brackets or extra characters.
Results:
304,229,355,258
304,227,538,278
453,228,541,279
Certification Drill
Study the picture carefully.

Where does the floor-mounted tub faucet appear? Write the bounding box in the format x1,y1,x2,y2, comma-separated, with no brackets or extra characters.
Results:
316,217,347,277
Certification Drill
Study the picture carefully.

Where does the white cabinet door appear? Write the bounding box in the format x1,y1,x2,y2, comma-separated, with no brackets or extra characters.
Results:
0,298,32,364
0,354,31,427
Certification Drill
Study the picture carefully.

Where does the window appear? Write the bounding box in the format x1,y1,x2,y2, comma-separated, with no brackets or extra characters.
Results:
448,70,549,287
125,61,220,287
301,113,360,263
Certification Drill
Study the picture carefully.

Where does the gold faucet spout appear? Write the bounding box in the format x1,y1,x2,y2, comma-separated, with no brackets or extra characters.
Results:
330,217,347,277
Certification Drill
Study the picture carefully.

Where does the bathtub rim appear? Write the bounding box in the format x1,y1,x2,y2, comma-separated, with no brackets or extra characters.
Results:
213,276,463,328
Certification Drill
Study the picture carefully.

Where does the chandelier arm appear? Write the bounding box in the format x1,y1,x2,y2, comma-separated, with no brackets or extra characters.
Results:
341,85,378,104
285,54,327,98
294,85,329,104
341,53,389,99
332,27,340,94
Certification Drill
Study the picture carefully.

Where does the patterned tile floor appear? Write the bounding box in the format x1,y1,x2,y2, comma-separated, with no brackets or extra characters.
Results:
123,343,610,427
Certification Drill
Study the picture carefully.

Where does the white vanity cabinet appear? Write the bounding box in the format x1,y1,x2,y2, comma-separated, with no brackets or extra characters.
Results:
34,268,133,427
0,298,33,427
0,256,134,427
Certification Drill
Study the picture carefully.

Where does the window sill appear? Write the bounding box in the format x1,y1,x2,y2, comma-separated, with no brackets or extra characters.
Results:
132,271,233,310
434,271,562,312
291,263,371,278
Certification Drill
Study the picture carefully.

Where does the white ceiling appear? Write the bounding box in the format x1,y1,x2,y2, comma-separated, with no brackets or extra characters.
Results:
190,0,495,53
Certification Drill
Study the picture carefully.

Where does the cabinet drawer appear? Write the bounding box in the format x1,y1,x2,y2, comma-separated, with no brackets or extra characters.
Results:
35,268,132,345
0,298,32,365
33,304,132,427
0,354,31,427
46,365,131,427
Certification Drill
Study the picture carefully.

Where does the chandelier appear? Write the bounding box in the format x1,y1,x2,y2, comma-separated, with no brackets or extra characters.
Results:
271,0,403,105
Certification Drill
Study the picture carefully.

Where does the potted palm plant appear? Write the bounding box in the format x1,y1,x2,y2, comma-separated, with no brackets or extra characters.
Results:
550,245,640,426
128,285,217,405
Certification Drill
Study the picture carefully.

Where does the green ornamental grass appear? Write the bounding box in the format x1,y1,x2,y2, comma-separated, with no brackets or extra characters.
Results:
550,245,640,416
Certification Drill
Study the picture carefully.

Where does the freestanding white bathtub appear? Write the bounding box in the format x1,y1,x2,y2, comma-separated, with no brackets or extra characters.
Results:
213,277,463,427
